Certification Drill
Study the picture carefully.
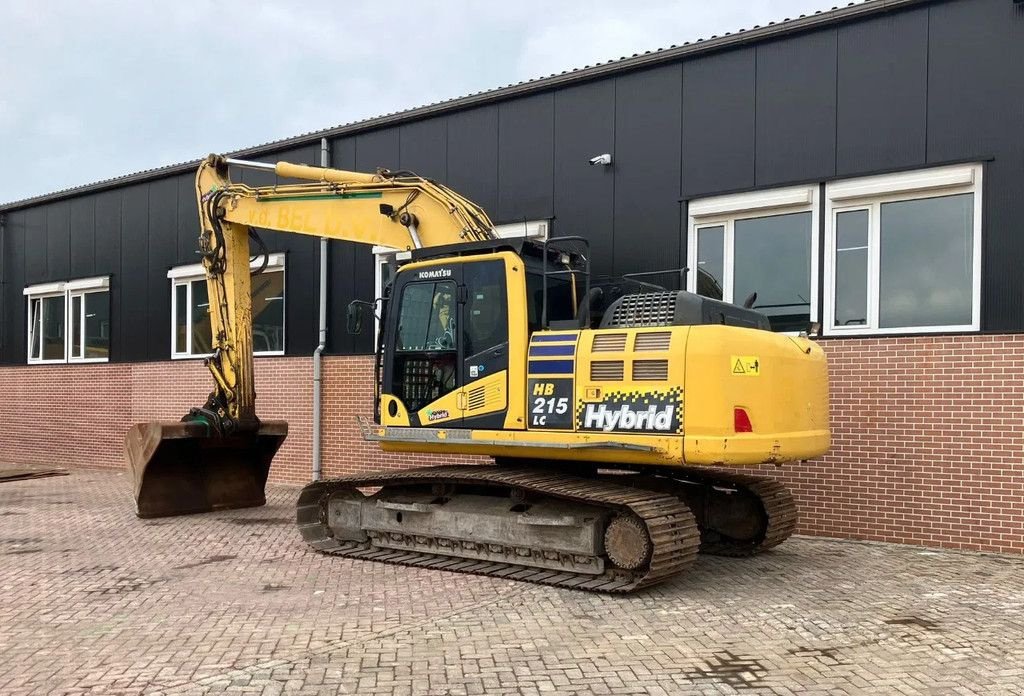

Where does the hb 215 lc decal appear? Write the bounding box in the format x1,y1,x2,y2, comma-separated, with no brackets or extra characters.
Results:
576,388,683,434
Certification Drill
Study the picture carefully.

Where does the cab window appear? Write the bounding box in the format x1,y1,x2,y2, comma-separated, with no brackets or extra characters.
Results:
463,263,507,358
525,272,576,333
397,281,456,351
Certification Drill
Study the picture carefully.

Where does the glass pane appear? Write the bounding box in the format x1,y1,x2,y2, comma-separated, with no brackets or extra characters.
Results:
84,291,110,359
29,299,41,360
462,261,507,358
525,272,574,332
70,295,82,358
174,284,188,354
879,193,974,329
252,271,284,353
734,212,812,332
42,295,65,361
696,226,724,300
191,279,212,355
397,282,456,351
834,210,869,327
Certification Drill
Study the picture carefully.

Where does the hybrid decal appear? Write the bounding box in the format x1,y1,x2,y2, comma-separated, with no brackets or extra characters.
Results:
417,268,453,280
426,409,450,422
576,388,683,434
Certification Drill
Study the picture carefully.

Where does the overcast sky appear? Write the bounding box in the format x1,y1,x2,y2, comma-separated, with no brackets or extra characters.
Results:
1,0,831,205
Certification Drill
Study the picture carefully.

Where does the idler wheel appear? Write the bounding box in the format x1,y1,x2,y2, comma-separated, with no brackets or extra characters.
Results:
604,515,652,570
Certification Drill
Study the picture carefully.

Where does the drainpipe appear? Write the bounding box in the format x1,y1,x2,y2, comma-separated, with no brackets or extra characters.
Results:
0,214,5,358
312,138,329,481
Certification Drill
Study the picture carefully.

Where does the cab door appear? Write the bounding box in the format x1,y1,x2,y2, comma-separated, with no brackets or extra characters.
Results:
386,275,460,426
458,259,509,427
382,257,509,429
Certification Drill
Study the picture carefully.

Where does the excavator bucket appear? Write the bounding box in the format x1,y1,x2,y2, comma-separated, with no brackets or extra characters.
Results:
125,420,288,518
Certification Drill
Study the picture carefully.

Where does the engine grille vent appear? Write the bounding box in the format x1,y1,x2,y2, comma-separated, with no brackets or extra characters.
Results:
607,292,677,328
632,359,669,381
591,360,625,381
467,386,487,411
592,333,627,352
634,331,672,351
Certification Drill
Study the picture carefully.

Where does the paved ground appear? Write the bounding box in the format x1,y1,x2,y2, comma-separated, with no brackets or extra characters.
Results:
1,467,1023,695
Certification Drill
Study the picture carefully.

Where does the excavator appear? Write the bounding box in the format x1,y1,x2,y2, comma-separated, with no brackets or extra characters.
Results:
126,153,829,592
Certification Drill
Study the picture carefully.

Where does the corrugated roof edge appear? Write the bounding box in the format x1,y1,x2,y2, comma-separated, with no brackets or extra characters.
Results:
0,0,924,212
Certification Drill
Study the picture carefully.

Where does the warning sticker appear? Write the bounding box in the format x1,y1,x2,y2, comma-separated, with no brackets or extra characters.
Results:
731,355,760,376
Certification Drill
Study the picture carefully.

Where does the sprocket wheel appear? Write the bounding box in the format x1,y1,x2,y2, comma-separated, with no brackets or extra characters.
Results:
604,515,652,570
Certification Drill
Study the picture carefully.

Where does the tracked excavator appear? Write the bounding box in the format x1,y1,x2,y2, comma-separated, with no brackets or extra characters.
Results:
126,153,829,592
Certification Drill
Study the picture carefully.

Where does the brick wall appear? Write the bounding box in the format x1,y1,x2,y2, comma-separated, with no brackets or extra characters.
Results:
1,334,1021,553
762,334,1024,554
0,355,475,481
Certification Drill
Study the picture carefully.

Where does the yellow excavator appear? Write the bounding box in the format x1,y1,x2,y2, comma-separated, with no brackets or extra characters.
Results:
126,153,829,592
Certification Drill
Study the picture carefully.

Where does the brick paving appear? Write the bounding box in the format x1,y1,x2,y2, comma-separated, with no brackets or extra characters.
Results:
1,467,1023,695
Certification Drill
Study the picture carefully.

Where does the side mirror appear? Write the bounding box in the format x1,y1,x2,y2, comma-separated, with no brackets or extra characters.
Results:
346,301,365,335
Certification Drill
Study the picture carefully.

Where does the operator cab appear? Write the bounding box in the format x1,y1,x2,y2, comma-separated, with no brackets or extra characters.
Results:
365,239,583,429
387,257,509,419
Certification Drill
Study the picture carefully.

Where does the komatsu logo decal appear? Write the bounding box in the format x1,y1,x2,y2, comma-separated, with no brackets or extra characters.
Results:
417,268,452,279
576,388,683,434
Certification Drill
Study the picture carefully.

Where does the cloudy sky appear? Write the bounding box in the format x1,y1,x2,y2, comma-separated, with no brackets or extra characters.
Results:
1,0,831,204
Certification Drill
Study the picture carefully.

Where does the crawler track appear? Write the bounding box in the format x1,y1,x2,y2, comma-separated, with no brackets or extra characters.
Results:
297,465,700,593
666,466,798,557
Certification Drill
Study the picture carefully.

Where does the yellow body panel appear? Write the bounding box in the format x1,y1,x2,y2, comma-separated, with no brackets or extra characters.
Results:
380,395,411,427
414,386,463,426
378,323,829,470
682,325,829,464
377,426,685,466
461,370,508,419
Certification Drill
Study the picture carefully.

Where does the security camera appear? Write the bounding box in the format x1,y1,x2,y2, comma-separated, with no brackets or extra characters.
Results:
588,153,612,166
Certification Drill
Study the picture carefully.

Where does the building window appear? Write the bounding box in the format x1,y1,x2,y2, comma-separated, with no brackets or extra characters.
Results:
168,254,286,358
25,277,110,364
687,186,819,333
824,164,982,335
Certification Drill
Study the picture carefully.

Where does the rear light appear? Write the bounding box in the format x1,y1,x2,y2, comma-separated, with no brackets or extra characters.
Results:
734,407,753,433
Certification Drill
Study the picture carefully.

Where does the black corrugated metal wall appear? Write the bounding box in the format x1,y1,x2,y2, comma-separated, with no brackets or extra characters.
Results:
1,0,1022,364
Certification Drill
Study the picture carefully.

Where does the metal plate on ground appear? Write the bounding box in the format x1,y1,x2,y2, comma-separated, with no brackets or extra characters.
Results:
0,468,69,483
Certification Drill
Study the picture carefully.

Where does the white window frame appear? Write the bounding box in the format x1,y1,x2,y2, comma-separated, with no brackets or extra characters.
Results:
168,253,286,359
371,248,401,348
686,186,820,332
492,219,550,240
24,276,110,364
823,164,983,336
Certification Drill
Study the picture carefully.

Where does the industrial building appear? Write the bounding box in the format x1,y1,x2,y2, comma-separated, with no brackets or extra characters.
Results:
2,0,1022,553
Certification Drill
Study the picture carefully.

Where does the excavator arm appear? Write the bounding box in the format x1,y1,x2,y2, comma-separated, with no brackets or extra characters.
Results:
126,154,495,517
193,154,494,433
